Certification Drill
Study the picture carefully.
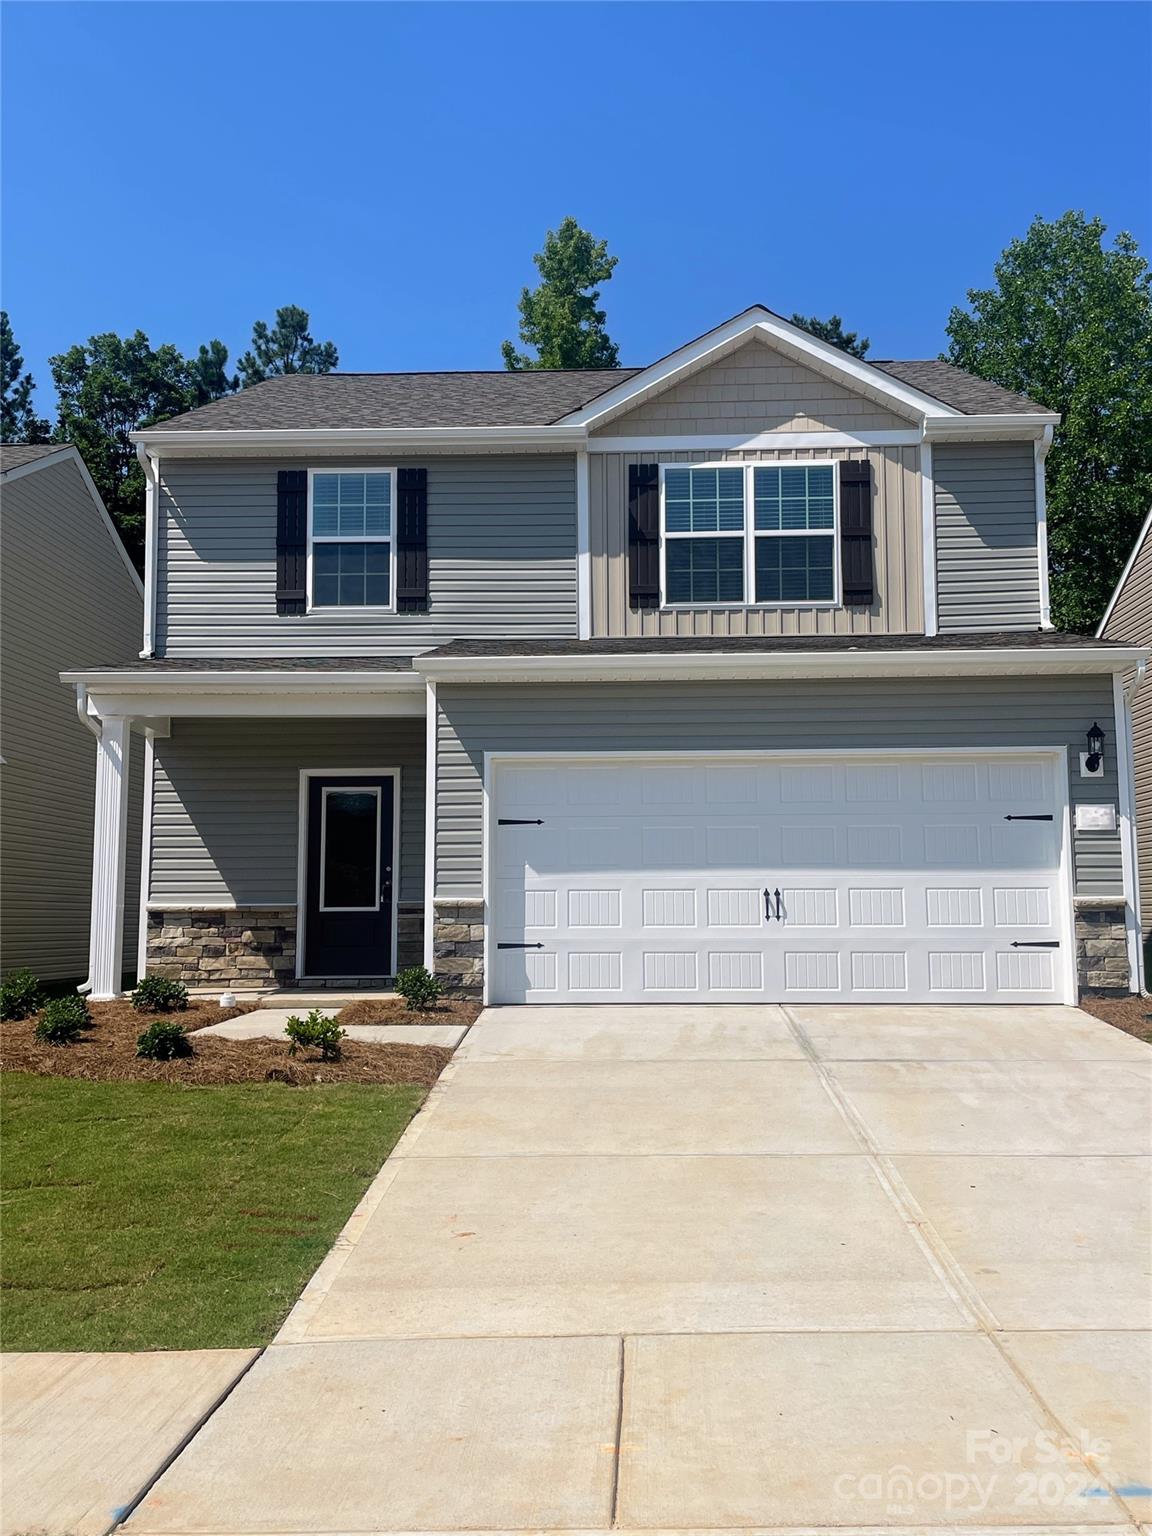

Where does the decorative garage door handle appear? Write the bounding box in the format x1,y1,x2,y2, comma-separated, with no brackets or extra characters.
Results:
498,818,543,825
1010,940,1060,948
497,942,544,949
1004,814,1054,821
763,888,784,922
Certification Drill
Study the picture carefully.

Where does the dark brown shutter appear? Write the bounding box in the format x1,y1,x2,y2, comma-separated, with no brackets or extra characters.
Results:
628,463,660,608
395,467,429,612
276,469,308,615
839,459,875,607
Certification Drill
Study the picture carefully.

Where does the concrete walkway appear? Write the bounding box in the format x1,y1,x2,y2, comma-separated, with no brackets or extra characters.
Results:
1,1349,257,1536
123,1003,1151,1533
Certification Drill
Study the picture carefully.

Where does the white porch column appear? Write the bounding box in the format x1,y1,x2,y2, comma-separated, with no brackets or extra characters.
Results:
87,713,132,999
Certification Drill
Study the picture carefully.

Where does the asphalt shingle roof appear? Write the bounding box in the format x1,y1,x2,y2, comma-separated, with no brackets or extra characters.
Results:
0,442,69,471
870,361,1051,416
428,631,1122,658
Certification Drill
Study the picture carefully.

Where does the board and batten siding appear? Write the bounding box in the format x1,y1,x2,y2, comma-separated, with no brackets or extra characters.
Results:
149,719,424,907
589,340,915,437
434,677,1121,900
934,442,1041,632
157,455,577,657
589,445,923,637
0,454,143,979
1099,516,1152,938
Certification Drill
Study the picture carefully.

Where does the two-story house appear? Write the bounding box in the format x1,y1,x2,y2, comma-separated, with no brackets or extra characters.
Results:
64,306,1147,1006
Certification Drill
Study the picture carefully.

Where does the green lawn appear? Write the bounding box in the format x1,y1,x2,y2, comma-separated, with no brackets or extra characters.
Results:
1,1073,425,1351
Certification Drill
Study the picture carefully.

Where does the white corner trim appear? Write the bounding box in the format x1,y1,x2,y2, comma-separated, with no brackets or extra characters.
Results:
137,732,155,982
587,429,923,453
1097,504,1152,637
920,442,938,636
555,309,966,429
423,678,438,970
138,446,158,655
87,714,132,1000
1035,427,1053,629
1112,673,1143,992
575,450,591,639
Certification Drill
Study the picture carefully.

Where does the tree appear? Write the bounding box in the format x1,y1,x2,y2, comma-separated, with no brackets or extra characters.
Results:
502,218,620,370
236,305,338,386
191,339,236,404
790,313,870,358
50,330,199,561
1,311,51,441
945,212,1152,631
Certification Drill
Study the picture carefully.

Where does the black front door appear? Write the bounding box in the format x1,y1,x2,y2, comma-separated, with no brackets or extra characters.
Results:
304,775,394,977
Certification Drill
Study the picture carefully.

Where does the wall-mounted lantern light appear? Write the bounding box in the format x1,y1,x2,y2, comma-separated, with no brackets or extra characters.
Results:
1080,722,1106,778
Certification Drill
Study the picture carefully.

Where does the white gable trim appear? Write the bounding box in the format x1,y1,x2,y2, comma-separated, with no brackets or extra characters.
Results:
555,307,967,430
1097,505,1152,636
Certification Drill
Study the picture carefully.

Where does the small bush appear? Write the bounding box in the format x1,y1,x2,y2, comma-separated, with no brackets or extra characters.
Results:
131,975,189,1013
1,968,44,1021
136,1018,192,1060
395,966,444,1012
34,994,90,1045
285,1009,344,1061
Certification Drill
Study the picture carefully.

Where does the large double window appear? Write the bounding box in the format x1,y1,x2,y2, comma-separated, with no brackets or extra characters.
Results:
309,470,395,609
661,461,839,607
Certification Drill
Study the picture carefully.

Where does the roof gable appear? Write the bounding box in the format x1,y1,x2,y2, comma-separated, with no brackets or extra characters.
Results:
1097,507,1152,639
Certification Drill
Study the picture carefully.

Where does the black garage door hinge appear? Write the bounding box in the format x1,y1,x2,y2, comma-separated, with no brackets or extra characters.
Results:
1004,814,1054,821
1010,940,1060,948
497,942,545,949
498,818,544,825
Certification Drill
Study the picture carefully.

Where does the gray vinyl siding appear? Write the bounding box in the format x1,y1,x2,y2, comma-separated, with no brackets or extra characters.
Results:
434,676,1121,899
0,455,144,979
590,445,923,637
157,455,577,657
934,442,1041,631
149,718,424,907
590,341,915,436
1099,519,1152,938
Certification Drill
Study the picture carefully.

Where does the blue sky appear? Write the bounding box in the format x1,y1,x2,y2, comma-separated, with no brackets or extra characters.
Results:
2,1,1149,410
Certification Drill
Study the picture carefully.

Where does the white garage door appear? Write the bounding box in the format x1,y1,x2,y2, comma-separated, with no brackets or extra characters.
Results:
490,754,1070,1005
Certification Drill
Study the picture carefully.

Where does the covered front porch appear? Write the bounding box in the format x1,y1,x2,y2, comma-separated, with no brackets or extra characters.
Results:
62,661,434,1000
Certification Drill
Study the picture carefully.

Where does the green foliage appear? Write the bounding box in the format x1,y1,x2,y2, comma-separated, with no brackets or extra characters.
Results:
1,968,44,1021
945,212,1152,631
191,339,237,403
34,995,90,1045
790,312,870,358
131,974,189,1013
135,1019,192,1060
502,218,620,371
285,1009,344,1061
395,965,444,1012
237,306,339,386
1,312,51,442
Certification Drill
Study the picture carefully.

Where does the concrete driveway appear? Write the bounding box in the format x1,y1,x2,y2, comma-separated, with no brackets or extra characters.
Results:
125,1003,1151,1533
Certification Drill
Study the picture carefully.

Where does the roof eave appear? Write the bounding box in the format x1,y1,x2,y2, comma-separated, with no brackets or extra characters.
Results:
128,424,588,453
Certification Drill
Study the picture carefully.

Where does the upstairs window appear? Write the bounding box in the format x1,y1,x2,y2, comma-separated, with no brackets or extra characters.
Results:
662,466,746,604
753,464,837,603
309,470,394,608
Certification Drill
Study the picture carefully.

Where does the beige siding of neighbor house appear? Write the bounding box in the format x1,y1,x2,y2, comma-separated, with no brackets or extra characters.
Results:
589,340,916,437
1100,516,1152,940
0,454,143,980
589,444,923,637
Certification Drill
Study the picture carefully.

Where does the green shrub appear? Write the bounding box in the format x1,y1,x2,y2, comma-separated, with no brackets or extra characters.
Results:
34,994,90,1045
1,968,44,1021
285,1009,344,1061
131,975,189,1013
395,965,444,1012
136,1019,192,1060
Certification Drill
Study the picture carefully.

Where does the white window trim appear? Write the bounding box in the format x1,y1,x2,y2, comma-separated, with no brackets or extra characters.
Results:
306,466,398,614
318,784,383,912
658,460,841,611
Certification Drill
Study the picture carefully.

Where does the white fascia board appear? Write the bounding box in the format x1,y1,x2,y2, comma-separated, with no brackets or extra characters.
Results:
60,669,426,720
556,309,965,429
128,424,586,454
588,429,923,453
1097,504,1152,636
415,646,1149,686
923,414,1059,441
60,667,423,692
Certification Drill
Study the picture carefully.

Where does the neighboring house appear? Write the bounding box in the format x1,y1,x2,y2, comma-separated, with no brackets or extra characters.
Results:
1,443,143,983
64,306,1146,1005
1098,507,1151,964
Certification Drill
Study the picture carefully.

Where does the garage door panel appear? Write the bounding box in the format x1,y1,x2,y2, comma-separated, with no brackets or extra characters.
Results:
492,754,1067,1006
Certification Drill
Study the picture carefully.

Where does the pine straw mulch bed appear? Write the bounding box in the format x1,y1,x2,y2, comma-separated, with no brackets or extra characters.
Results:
1,998,453,1087
334,997,481,1028
1078,992,1152,1046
